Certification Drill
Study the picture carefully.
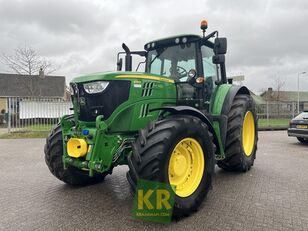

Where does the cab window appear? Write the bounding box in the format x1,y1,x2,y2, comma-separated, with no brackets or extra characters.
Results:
147,43,197,82
148,55,162,75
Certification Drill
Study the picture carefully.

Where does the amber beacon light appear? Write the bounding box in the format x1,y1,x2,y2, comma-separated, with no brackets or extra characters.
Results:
200,20,208,37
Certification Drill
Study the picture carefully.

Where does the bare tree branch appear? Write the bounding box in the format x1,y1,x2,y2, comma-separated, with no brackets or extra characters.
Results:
0,44,60,96
273,76,285,102
272,76,286,116
1,44,57,76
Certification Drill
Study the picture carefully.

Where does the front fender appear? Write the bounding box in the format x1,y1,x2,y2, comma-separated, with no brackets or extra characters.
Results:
155,106,222,156
211,85,250,150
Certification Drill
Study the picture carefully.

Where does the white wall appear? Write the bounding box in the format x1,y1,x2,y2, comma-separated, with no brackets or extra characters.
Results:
19,100,72,119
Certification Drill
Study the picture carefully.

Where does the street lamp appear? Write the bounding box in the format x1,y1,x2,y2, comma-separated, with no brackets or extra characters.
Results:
298,71,306,114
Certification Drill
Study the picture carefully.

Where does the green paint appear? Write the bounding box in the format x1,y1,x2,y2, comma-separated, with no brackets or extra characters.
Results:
61,73,236,172
61,66,237,173
212,121,224,159
210,84,232,115
210,84,232,158
72,71,174,84
61,71,177,173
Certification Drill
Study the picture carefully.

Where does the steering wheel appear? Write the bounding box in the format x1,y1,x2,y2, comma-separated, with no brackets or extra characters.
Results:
170,66,187,80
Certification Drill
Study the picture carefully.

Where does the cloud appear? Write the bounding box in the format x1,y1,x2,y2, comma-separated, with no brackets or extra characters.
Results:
0,0,112,34
0,0,307,92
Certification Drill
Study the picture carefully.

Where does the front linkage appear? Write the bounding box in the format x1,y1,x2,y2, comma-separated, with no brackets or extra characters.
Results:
61,115,133,177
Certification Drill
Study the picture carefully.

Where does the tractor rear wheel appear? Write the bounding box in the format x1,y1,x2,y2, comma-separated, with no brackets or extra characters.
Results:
217,94,258,172
44,119,111,186
127,115,215,219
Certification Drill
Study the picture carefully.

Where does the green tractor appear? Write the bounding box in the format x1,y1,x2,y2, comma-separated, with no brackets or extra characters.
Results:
44,20,258,218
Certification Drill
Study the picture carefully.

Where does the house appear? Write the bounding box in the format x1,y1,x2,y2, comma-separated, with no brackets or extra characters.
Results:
0,73,67,113
260,87,308,111
250,91,266,105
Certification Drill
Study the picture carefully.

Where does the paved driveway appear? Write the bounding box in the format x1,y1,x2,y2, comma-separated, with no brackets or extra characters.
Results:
0,131,308,231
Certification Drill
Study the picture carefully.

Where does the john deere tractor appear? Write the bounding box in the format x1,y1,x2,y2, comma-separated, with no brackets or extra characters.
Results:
44,21,258,218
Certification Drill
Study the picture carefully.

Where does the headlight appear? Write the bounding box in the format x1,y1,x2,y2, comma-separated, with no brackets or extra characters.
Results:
83,81,109,94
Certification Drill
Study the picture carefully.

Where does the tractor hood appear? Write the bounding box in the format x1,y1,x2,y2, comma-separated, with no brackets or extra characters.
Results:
69,71,177,123
71,71,175,84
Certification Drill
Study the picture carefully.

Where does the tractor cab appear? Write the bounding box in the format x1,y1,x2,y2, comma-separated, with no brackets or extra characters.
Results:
117,20,227,109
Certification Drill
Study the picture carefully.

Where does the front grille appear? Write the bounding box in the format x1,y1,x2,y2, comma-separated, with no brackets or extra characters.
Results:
76,80,131,122
141,82,154,97
139,104,149,117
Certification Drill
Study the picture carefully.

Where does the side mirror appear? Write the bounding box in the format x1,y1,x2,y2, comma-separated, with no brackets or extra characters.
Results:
117,58,123,71
212,54,225,64
214,38,227,55
187,69,197,84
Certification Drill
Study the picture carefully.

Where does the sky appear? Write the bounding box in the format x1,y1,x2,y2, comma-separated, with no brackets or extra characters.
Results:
0,0,308,94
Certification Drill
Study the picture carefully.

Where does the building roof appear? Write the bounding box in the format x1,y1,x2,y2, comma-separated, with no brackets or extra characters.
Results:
250,91,266,104
0,73,65,98
260,88,308,102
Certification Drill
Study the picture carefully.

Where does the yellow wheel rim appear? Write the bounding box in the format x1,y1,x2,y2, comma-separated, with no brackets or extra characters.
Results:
168,138,204,197
242,111,255,156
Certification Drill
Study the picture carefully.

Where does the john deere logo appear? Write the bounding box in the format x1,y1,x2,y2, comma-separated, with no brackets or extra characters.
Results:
133,179,175,223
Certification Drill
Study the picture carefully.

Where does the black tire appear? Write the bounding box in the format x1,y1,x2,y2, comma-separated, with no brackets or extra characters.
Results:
44,118,111,186
297,137,308,144
126,115,215,219
217,94,258,172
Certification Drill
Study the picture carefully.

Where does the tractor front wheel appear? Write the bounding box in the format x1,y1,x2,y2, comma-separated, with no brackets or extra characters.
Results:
127,115,215,219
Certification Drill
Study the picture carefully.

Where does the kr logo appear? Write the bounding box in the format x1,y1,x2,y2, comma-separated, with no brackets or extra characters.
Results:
133,179,175,223
137,189,172,210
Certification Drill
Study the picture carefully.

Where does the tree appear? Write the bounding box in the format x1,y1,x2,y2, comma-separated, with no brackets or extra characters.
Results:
1,45,59,96
1,45,57,75
273,76,285,117
273,76,285,102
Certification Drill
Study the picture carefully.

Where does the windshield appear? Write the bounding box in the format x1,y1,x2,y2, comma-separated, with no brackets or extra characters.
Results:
146,43,196,82
295,112,308,119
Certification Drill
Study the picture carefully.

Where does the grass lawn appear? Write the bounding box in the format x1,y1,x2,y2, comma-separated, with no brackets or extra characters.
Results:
17,124,54,132
258,118,290,128
0,124,53,139
0,131,50,139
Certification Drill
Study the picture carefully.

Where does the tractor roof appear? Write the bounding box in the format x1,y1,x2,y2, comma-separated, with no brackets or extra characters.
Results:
144,34,201,51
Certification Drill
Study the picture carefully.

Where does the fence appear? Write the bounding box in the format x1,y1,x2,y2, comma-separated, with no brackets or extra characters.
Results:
256,101,299,128
2,98,304,133
6,97,72,133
